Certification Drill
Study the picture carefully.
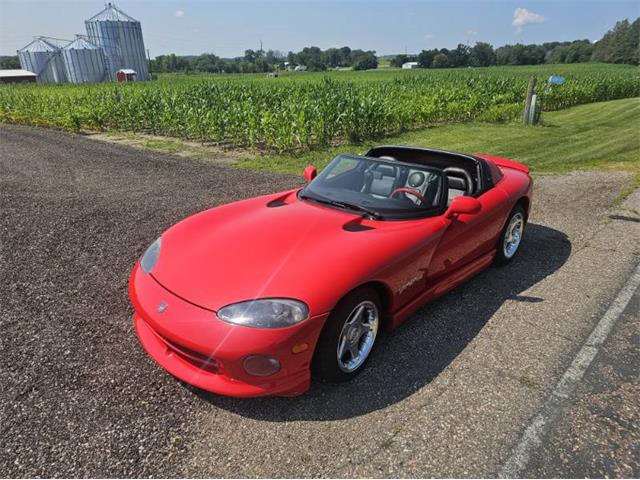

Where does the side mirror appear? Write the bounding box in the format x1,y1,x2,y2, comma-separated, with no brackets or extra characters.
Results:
446,196,481,218
303,165,317,182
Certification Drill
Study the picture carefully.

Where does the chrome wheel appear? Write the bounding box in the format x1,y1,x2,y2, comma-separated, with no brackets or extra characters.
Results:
503,212,524,259
337,300,379,373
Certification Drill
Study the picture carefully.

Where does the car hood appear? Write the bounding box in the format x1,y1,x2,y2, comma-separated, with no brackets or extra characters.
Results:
150,190,444,313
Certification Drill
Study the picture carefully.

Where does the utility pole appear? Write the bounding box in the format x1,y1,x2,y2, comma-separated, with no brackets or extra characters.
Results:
146,48,152,77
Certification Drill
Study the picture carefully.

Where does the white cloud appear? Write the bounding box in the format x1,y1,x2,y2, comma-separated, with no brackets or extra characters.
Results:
175,10,185,18
424,33,435,40
512,7,545,33
467,30,478,37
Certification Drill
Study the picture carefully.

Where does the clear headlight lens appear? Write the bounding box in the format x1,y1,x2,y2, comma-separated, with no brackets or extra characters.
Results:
140,237,161,274
217,299,309,329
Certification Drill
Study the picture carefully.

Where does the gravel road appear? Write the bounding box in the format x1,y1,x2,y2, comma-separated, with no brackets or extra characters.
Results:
1,124,638,477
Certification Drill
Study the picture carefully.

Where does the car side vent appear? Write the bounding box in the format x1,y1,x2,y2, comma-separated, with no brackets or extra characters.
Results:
343,222,375,232
266,191,296,208
267,198,287,208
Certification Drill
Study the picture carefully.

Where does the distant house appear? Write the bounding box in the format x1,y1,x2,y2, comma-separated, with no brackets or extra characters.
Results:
116,69,137,82
402,62,419,69
294,65,308,72
0,69,37,84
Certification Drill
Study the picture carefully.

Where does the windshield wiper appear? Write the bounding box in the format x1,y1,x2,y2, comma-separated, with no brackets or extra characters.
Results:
300,193,381,220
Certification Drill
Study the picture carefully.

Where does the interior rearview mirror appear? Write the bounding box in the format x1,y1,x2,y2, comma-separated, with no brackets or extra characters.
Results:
303,165,317,182
446,196,481,218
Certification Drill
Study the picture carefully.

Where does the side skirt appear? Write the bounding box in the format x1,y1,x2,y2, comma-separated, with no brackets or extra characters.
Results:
389,249,496,328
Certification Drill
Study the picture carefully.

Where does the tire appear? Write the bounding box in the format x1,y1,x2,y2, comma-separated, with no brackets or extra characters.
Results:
312,287,381,383
494,204,526,265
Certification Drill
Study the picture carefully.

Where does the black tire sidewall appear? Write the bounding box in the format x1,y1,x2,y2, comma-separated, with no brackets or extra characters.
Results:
311,287,381,383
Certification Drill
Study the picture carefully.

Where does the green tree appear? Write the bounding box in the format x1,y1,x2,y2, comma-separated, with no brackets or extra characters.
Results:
469,42,496,67
448,44,471,67
417,49,437,68
432,53,449,68
0,56,20,69
592,18,640,65
352,51,378,70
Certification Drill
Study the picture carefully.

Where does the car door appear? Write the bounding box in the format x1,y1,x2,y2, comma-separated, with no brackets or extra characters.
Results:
428,186,509,282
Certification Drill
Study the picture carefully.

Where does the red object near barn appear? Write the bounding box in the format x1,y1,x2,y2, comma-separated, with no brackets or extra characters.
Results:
116,69,137,82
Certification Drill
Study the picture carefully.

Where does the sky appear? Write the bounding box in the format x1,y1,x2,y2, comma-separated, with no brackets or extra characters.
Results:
1,0,638,57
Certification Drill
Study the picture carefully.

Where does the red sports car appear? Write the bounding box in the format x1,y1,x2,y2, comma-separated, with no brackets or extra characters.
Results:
129,146,532,397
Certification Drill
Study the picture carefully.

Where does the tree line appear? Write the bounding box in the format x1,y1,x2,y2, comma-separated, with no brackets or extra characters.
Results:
149,46,377,74
150,17,637,73
392,18,638,68
1,17,636,74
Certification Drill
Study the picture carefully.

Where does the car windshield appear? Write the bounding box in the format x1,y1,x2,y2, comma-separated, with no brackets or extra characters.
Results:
300,154,445,219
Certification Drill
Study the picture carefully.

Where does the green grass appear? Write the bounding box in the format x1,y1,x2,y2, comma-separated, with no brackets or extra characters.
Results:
143,138,184,153
237,97,640,180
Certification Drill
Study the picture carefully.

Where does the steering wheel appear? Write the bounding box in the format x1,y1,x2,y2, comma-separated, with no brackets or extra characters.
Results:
390,187,426,204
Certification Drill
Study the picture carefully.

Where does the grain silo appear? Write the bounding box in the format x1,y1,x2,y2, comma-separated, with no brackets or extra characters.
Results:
17,37,68,84
85,3,149,81
62,37,107,84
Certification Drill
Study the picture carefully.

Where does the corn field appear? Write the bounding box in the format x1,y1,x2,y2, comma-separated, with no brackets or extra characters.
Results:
0,63,638,152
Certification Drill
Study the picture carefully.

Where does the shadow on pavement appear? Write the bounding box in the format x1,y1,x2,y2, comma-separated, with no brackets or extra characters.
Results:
193,223,571,420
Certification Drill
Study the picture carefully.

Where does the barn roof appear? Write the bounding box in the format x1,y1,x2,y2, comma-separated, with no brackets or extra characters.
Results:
0,69,37,78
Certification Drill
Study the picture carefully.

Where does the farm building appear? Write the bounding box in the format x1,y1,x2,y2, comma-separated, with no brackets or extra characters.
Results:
116,69,137,81
402,62,419,69
17,37,67,84
16,3,148,84
86,3,149,81
62,37,107,84
0,69,37,84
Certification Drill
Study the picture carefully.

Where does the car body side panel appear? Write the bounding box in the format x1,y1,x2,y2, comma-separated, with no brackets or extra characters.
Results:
390,249,496,328
428,186,509,282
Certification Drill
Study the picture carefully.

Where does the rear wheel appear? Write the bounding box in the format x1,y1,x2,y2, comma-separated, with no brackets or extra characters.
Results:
495,205,526,265
312,287,380,382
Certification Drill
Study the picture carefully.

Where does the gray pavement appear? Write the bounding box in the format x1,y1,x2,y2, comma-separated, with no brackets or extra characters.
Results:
1,124,638,477
523,283,639,478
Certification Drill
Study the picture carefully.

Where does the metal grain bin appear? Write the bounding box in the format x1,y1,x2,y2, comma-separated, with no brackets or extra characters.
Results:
85,3,149,81
17,37,67,84
62,38,107,84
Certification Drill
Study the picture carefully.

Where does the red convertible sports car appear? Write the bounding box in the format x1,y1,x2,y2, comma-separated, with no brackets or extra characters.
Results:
130,146,532,397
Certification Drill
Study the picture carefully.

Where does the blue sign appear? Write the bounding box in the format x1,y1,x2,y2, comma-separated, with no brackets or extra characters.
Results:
548,75,566,85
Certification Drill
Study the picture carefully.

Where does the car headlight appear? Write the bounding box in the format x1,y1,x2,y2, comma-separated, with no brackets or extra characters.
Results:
140,237,161,274
217,299,309,329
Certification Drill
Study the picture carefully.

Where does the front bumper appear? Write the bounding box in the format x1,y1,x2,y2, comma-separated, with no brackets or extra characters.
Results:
129,263,328,397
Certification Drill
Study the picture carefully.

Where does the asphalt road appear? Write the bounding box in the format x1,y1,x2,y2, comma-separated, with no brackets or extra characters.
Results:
1,124,639,477
524,284,640,478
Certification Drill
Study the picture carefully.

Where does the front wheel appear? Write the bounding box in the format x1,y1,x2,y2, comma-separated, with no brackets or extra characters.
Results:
312,287,380,382
494,205,526,265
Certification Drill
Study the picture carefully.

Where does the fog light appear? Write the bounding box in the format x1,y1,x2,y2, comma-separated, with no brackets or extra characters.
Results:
243,355,281,377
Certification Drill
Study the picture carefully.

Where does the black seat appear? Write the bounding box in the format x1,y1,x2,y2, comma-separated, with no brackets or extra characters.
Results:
444,167,473,204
